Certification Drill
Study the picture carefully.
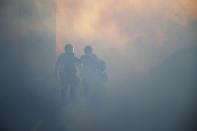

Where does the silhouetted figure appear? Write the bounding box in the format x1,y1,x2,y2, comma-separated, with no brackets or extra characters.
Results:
80,46,98,100
55,44,79,106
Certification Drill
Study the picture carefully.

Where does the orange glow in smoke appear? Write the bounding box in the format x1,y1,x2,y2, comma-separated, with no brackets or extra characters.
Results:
55,0,197,52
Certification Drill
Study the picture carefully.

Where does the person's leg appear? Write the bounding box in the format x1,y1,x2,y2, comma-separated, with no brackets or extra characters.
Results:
70,77,79,106
94,84,104,104
70,84,76,106
61,81,68,106
82,80,89,100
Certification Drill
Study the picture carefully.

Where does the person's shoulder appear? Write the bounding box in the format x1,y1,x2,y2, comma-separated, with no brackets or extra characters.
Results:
59,53,66,57
58,53,65,59
80,55,86,60
57,53,65,63
92,54,98,59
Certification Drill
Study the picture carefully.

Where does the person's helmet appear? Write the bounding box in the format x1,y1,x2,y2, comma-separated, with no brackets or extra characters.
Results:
84,46,92,54
64,44,73,53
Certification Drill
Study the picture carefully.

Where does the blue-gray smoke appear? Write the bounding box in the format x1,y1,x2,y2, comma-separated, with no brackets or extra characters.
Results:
0,1,197,131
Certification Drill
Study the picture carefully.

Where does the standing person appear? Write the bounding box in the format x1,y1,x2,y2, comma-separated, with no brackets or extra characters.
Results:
80,46,98,100
55,44,79,106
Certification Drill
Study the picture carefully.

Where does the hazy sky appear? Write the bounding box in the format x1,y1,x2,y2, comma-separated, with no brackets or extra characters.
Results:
55,0,197,85
4,0,196,85
55,0,197,49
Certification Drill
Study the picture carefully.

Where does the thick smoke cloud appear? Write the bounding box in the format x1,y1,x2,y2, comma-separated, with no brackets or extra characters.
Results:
56,0,197,47
55,1,197,131
56,0,197,84
0,0,197,131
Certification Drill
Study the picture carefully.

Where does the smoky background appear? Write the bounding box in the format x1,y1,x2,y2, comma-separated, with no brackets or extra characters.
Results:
0,0,197,131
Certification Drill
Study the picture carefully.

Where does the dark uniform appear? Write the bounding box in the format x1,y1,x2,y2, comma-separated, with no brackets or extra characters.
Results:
80,46,99,100
80,53,98,72
56,45,79,105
